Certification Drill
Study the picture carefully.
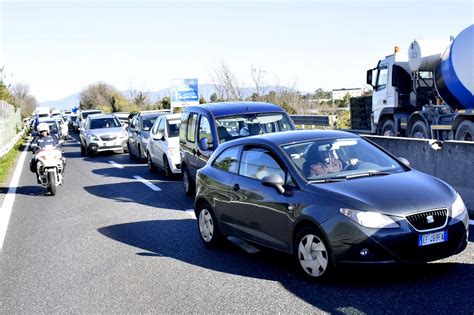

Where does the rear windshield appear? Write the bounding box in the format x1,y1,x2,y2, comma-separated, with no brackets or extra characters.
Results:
82,111,102,119
167,119,180,137
90,118,121,129
142,117,158,131
215,112,293,144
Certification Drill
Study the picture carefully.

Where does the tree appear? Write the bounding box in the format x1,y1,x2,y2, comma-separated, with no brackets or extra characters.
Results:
250,65,267,99
210,60,244,101
10,83,37,117
0,83,14,104
160,96,171,109
199,95,207,104
80,82,127,112
209,93,220,103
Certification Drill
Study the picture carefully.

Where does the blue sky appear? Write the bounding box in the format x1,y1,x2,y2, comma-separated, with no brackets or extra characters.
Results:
1,0,472,101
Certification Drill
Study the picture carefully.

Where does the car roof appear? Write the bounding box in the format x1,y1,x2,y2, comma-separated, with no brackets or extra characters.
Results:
184,102,287,118
163,113,182,120
81,109,103,113
139,112,169,119
88,114,117,120
220,130,360,148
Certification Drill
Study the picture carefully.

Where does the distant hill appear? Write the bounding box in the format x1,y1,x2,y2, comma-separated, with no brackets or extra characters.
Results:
38,84,300,110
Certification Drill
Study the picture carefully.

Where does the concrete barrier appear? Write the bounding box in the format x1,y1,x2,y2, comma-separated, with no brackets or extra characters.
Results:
363,135,474,215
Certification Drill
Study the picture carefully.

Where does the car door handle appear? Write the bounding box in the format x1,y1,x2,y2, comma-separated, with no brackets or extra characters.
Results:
233,184,240,191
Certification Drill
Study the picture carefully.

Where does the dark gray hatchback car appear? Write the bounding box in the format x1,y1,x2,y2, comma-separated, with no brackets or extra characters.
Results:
194,130,469,279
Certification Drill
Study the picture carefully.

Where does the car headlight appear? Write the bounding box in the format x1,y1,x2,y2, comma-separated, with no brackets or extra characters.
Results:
87,134,99,141
451,193,467,218
340,208,399,229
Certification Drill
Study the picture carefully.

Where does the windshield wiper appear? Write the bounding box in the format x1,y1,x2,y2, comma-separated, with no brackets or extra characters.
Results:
310,177,347,183
345,171,393,179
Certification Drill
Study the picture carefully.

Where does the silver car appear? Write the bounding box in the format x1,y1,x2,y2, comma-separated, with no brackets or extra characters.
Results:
79,114,128,156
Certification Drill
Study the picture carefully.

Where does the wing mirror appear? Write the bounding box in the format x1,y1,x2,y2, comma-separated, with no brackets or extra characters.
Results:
261,173,285,194
199,137,213,151
366,68,375,87
398,157,410,167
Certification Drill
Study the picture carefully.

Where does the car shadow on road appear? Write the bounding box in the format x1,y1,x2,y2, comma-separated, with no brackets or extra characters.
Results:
84,181,192,211
0,185,47,196
98,219,474,314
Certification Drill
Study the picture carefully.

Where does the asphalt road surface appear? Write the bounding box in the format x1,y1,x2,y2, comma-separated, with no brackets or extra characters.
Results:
0,135,473,314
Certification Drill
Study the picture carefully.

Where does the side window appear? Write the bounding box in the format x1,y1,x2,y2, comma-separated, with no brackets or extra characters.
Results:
179,112,190,143
151,118,160,135
129,116,136,129
212,146,240,173
187,113,198,142
376,66,388,91
198,116,214,149
239,147,285,180
157,119,165,139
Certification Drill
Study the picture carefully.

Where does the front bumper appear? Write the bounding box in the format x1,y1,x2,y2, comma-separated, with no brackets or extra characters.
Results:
321,211,469,265
168,153,181,174
88,139,128,153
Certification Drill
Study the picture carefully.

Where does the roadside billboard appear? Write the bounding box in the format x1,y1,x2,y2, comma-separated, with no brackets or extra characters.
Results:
170,79,199,108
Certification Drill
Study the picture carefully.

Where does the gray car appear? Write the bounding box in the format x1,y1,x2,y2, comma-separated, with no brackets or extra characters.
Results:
128,111,171,161
194,130,469,280
79,114,128,156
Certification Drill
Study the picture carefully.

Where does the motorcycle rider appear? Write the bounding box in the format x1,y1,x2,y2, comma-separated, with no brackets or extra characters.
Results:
30,122,64,182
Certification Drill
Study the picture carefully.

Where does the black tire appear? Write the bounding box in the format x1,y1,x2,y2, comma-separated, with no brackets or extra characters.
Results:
455,120,474,141
137,145,144,162
163,155,173,179
128,142,136,160
147,152,157,173
294,226,333,280
379,119,396,137
80,143,86,156
48,171,57,196
197,202,223,247
182,164,195,196
409,120,430,139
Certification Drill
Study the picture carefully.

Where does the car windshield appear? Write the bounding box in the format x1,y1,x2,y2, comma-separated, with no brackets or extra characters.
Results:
90,118,121,129
282,138,405,181
82,111,102,119
142,117,157,131
215,113,293,143
167,119,180,137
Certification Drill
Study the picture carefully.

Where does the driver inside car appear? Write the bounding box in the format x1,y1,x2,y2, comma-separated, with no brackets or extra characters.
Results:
305,147,342,177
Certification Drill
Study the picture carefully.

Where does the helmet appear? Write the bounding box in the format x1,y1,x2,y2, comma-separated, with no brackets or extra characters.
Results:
37,122,50,133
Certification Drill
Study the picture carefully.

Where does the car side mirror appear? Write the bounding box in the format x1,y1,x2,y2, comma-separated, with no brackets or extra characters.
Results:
261,173,285,194
199,137,210,151
398,157,410,167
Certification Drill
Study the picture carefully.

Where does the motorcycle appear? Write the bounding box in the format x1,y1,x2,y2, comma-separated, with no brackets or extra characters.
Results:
31,141,65,195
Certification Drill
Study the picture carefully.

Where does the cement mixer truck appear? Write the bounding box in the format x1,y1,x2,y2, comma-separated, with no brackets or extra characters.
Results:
353,24,473,141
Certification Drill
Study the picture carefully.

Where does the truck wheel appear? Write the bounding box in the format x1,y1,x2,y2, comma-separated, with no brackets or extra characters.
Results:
379,119,395,137
455,121,474,141
409,121,430,139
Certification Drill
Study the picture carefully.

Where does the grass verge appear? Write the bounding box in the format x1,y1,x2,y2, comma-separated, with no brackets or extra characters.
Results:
0,135,27,185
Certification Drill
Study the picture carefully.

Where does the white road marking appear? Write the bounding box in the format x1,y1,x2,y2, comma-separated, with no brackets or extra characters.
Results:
469,219,474,226
0,142,30,251
184,209,196,219
109,161,124,169
228,237,260,254
133,175,161,191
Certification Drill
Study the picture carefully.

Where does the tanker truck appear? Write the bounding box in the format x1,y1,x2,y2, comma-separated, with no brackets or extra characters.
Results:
354,24,473,141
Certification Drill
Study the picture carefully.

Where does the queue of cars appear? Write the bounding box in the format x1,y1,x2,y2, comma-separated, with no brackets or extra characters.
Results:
66,101,469,281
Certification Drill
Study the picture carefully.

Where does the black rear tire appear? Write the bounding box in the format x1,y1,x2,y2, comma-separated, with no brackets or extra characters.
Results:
455,120,474,141
147,152,157,173
182,165,195,196
163,155,173,179
409,120,430,139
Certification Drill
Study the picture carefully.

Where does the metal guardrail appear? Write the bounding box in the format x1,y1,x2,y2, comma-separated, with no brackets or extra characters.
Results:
290,115,329,127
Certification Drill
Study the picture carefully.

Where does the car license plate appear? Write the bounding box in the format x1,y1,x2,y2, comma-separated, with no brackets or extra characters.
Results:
418,231,447,247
